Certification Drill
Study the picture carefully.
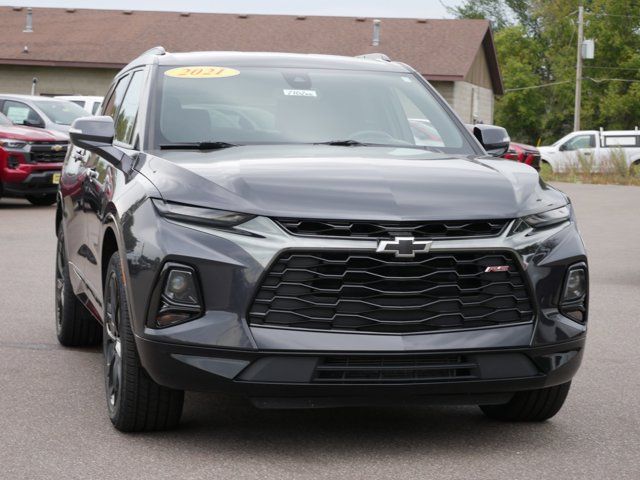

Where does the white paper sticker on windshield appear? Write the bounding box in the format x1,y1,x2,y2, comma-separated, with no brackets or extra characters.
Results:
283,89,317,97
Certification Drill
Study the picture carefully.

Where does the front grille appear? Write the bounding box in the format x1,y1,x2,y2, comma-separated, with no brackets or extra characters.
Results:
313,354,478,383
277,219,508,239
249,250,534,333
29,143,67,163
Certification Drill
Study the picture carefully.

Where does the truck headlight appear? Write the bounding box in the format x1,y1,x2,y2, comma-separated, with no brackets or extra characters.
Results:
0,138,28,149
152,198,254,229
524,205,571,229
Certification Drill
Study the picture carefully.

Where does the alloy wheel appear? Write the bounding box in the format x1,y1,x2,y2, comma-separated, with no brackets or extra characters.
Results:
55,237,65,334
104,273,122,412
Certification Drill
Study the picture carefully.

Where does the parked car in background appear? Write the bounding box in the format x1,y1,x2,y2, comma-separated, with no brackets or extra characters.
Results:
539,129,640,172
0,94,88,136
503,142,541,171
0,112,67,205
54,95,103,115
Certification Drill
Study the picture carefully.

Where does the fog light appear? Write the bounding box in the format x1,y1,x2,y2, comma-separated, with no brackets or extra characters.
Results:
149,264,203,328
560,265,588,323
7,155,20,169
155,311,193,328
562,268,586,302
164,269,199,305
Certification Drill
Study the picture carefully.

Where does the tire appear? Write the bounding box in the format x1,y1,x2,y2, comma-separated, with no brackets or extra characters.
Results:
479,381,571,422
26,194,57,206
103,252,184,432
55,225,102,347
540,160,553,175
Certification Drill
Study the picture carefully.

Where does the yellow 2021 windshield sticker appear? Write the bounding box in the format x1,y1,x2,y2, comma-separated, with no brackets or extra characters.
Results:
164,66,240,79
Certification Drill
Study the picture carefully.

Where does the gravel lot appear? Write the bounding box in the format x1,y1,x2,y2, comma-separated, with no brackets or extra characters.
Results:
1,182,638,480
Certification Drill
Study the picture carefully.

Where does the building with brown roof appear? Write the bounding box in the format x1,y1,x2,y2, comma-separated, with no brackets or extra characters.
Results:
0,7,502,123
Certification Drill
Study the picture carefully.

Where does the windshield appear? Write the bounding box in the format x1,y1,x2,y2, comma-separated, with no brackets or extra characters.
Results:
33,100,88,125
151,66,475,154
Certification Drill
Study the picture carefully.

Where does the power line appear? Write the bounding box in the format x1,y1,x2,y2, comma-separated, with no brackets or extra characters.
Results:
504,80,572,92
585,77,640,84
504,76,640,93
583,65,640,71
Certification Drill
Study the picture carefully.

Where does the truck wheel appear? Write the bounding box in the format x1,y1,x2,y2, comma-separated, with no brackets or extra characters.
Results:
103,252,184,432
55,225,102,347
26,194,57,206
540,160,553,175
479,382,571,422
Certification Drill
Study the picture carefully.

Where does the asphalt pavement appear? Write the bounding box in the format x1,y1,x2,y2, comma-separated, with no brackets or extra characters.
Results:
1,182,639,479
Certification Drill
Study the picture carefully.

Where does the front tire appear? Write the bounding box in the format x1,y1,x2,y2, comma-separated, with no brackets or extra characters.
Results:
55,225,102,347
103,252,184,432
26,193,57,206
479,382,571,422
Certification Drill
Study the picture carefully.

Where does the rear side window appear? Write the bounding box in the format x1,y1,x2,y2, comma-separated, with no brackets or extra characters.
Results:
603,135,638,147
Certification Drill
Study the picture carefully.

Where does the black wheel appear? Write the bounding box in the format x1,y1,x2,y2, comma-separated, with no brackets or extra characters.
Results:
103,252,184,432
26,194,57,206
479,382,571,422
55,225,102,347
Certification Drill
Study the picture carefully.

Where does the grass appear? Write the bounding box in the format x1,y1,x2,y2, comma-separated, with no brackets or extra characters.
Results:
540,149,640,186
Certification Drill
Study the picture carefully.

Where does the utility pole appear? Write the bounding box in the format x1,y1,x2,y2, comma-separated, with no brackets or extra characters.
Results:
574,5,584,131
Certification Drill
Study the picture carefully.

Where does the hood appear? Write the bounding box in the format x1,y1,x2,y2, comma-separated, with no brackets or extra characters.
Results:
0,124,68,142
138,145,567,221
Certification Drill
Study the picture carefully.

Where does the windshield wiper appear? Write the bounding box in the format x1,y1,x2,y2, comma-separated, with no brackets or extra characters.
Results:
159,141,239,150
314,139,367,147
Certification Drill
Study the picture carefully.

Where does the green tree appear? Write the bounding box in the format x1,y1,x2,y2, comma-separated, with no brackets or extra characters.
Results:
452,0,640,144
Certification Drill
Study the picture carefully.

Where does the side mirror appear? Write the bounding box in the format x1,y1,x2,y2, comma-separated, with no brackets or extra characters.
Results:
69,116,125,167
473,124,510,157
559,143,567,151
69,116,114,150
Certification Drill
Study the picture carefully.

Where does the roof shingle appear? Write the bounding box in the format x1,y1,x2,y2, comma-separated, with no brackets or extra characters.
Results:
0,7,502,93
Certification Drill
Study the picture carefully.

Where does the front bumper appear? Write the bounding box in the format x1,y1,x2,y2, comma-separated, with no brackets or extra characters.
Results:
121,201,588,403
136,335,585,407
1,169,61,196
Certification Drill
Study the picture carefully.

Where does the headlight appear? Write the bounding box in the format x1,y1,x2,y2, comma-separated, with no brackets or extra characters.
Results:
0,138,28,149
152,198,254,228
523,205,571,229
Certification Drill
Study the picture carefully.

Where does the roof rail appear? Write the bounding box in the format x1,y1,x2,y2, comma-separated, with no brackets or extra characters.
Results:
140,46,167,57
356,53,391,62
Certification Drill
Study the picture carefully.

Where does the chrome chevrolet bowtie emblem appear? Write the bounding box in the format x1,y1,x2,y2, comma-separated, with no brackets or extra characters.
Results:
376,237,432,258
51,144,63,152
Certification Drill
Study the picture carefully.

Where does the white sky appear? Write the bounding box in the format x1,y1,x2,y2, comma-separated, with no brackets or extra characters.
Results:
0,0,465,18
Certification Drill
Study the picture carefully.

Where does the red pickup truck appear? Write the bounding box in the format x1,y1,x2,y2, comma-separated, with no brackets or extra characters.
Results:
0,112,67,205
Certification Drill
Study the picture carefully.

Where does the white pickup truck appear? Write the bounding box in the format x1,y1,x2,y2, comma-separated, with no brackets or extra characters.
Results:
539,129,640,172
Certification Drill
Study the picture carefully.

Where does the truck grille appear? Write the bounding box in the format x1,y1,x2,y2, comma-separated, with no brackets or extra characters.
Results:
249,250,534,333
277,219,508,239
29,143,67,163
313,355,478,383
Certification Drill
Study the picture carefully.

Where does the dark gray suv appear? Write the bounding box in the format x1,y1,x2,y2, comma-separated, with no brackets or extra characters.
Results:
55,48,588,432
